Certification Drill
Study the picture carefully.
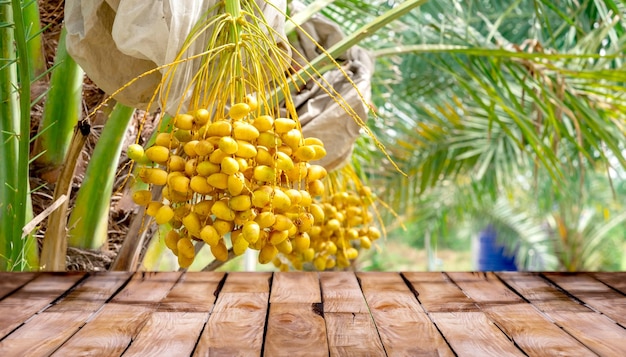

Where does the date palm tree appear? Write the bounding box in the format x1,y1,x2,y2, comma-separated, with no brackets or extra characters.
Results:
348,0,626,270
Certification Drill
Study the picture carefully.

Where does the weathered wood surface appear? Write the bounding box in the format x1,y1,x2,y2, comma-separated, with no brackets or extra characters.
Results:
0,272,624,356
265,272,327,357
194,272,270,356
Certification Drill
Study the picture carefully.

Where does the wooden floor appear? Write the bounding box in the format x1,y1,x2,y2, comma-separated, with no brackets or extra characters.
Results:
0,272,625,356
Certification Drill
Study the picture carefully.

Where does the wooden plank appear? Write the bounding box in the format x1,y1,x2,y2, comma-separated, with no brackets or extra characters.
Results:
211,272,272,312
368,308,455,357
196,310,266,357
193,272,271,356
357,272,454,356
402,272,478,312
158,272,225,312
496,272,589,312
448,272,595,356
431,312,525,356
264,303,328,357
110,271,182,306
123,312,207,357
0,311,87,356
499,272,626,356
0,272,37,300
219,271,272,293
47,272,132,312
409,273,582,355
446,272,524,305
484,304,596,357
549,311,626,356
269,272,320,303
50,304,151,357
543,272,626,326
0,273,132,356
265,272,327,357
320,271,369,313
53,272,181,356
1,271,623,357
321,273,385,355
356,272,423,313
325,312,386,356
211,292,268,312
0,272,85,338
593,272,626,295
357,272,413,293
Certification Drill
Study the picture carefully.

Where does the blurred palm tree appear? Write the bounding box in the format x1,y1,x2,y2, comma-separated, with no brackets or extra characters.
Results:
326,0,626,270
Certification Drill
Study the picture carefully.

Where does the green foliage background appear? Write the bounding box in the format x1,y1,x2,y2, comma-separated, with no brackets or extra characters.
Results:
1,0,625,271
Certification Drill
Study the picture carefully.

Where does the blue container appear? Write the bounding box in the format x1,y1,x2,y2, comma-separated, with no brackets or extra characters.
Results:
476,225,517,271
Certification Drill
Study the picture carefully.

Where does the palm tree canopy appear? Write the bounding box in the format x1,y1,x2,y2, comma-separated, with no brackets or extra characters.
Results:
324,0,626,270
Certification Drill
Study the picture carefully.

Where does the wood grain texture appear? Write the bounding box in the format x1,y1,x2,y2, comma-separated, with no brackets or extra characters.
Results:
123,312,207,357
325,312,386,357
549,311,626,356
195,310,266,357
543,272,626,326
0,311,87,357
51,271,181,356
0,272,37,300
0,272,85,338
265,272,327,356
0,272,624,356
357,272,454,356
593,272,626,294
446,272,524,305
212,292,268,312
402,272,477,312
357,272,411,293
264,303,328,357
483,304,596,357
499,272,626,355
110,271,181,306
158,272,225,312
356,272,423,313
320,272,369,313
447,272,595,355
219,272,272,293
431,312,525,356
193,272,270,356
270,272,320,303
51,303,151,357
496,272,589,312
0,273,131,356
47,272,132,312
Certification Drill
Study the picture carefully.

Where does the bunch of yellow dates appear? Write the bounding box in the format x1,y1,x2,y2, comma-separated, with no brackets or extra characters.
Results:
128,99,379,269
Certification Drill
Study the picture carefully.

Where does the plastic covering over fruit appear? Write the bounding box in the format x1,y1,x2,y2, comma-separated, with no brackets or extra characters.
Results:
65,0,371,170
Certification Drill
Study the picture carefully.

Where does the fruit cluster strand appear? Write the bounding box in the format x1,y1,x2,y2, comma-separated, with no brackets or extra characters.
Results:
126,0,381,270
